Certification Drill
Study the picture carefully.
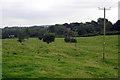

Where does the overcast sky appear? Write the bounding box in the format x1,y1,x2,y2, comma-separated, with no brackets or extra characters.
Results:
0,0,119,28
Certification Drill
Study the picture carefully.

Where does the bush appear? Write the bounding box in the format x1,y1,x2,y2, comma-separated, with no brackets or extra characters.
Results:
70,38,77,43
38,36,42,40
17,39,25,45
43,33,55,44
64,37,70,42
64,37,77,43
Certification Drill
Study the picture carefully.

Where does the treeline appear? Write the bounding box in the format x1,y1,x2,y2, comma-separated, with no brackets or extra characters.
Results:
2,18,120,39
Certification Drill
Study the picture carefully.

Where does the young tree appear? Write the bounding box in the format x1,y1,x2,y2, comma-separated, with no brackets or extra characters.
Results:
24,28,30,39
17,32,26,44
43,33,55,44
64,37,70,42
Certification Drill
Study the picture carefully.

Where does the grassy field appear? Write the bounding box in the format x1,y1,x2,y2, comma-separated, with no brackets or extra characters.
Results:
2,35,118,78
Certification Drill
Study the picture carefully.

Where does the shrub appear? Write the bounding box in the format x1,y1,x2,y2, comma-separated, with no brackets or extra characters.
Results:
70,38,77,43
38,36,43,40
64,37,70,42
64,37,77,43
43,33,55,44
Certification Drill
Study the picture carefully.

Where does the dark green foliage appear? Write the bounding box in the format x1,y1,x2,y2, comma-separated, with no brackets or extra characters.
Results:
24,28,30,39
97,18,113,34
17,39,24,43
2,18,119,39
43,33,55,44
64,37,70,42
17,32,26,44
77,26,87,36
13,52,17,55
2,27,20,39
17,28,30,44
113,20,120,31
70,38,77,43
48,25,55,33
2,26,47,39
64,37,77,43
38,36,42,40
48,24,64,35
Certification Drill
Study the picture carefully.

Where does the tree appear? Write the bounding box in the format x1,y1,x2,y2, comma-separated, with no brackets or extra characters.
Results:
48,25,55,33
70,38,77,43
2,18,118,38
38,28,48,36
43,33,55,44
97,18,108,34
113,20,120,31
106,21,113,31
54,24,64,35
77,26,87,36
17,32,26,44
64,37,77,43
24,28,30,39
97,18,113,34
85,23,95,34
64,37,70,42
91,20,99,34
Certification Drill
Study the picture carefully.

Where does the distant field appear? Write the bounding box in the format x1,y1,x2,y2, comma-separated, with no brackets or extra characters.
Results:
2,35,118,78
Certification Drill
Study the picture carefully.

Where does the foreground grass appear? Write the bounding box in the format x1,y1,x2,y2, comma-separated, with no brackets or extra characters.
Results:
2,35,118,78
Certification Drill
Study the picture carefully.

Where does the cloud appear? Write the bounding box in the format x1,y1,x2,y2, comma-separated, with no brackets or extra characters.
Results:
118,1,120,20
1,0,119,27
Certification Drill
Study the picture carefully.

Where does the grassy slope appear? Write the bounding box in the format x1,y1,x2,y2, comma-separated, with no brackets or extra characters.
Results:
2,35,118,78
0,39,2,79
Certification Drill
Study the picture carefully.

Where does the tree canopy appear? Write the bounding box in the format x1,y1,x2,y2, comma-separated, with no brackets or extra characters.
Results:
2,18,119,39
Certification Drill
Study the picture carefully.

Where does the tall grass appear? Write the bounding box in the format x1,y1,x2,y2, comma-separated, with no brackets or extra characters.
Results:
2,35,118,78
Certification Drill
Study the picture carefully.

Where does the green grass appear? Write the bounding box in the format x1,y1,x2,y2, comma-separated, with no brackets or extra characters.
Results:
0,39,2,79
2,35,118,78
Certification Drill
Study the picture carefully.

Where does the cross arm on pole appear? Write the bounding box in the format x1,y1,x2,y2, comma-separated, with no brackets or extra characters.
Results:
98,7,111,10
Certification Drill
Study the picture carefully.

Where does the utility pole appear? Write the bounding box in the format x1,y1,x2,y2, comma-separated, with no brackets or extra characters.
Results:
98,7,111,60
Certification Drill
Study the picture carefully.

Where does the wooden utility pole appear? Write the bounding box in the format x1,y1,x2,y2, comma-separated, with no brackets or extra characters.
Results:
98,7,111,60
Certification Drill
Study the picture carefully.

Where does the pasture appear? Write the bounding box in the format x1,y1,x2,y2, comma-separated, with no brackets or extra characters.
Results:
2,35,118,78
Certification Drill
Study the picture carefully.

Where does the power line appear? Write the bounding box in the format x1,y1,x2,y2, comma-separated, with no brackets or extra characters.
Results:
98,7,111,60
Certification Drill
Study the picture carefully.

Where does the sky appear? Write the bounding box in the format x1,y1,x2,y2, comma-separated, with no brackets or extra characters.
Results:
0,0,119,28
118,1,120,20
